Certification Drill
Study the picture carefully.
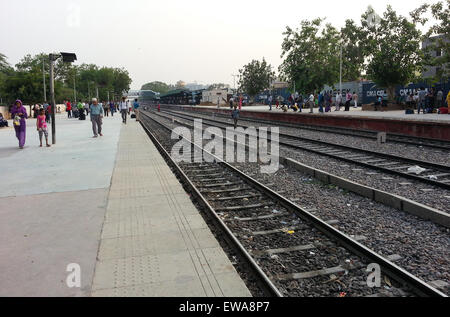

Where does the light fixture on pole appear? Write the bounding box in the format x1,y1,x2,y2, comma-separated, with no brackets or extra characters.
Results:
49,52,77,145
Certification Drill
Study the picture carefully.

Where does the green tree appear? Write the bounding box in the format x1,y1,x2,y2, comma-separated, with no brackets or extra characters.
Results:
341,19,366,81
279,18,340,94
141,81,172,94
0,53,13,105
0,53,132,105
238,58,275,99
361,5,424,101
112,68,132,96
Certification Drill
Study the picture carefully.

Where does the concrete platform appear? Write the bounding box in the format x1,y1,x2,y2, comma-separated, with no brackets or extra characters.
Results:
91,121,250,297
0,114,121,296
0,114,250,297
161,104,450,141
184,104,450,122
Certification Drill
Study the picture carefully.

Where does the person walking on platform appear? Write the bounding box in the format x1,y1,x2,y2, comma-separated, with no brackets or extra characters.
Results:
268,94,273,111
231,105,239,129
309,93,314,113
133,98,140,122
417,87,427,114
447,90,450,113
84,101,89,115
318,92,324,111
344,90,352,111
45,103,51,123
11,99,28,149
436,89,443,109
90,98,104,137
335,91,342,111
119,97,128,124
66,101,72,118
104,102,109,117
352,91,358,108
110,101,115,117
36,108,50,147
127,100,131,114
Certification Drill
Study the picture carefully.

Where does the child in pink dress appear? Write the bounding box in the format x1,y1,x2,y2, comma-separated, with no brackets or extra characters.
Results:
36,109,51,147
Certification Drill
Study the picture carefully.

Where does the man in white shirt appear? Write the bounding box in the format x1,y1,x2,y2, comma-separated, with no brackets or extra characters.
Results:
309,94,314,113
119,97,128,124
335,92,342,111
352,92,358,108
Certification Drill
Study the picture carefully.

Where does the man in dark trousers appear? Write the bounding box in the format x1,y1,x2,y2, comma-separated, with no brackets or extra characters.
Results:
119,97,128,124
231,105,239,129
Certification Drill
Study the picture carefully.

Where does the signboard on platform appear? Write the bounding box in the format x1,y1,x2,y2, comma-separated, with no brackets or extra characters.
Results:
362,81,450,104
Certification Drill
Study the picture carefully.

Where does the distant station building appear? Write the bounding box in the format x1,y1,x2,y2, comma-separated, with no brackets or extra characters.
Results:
201,89,230,106
139,90,160,103
422,35,448,79
159,89,191,104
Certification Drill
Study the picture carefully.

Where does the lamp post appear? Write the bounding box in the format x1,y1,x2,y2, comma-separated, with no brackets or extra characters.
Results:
73,71,77,103
49,52,77,144
339,43,343,95
43,57,47,102
231,74,238,93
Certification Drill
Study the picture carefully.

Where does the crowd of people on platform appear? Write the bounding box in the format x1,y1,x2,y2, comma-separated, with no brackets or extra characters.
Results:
5,97,140,149
264,90,360,114
263,88,450,115
403,87,449,114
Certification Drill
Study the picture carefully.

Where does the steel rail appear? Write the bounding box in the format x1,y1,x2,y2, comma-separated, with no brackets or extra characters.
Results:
159,109,450,190
140,110,447,297
170,107,450,150
139,111,283,297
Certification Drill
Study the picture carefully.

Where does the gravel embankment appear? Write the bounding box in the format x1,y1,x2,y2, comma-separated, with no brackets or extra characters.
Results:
281,147,450,213
144,112,449,296
173,110,450,166
234,161,450,295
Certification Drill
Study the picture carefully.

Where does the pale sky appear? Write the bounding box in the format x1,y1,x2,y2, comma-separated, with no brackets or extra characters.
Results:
0,0,435,90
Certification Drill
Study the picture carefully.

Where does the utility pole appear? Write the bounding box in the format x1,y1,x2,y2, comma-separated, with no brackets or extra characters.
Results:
73,72,77,102
49,53,57,144
339,43,343,95
107,91,109,102
96,86,99,100
231,74,238,93
48,52,77,145
43,57,47,102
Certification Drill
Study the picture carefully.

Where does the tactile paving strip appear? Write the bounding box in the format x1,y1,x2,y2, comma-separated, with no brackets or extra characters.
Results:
91,123,251,297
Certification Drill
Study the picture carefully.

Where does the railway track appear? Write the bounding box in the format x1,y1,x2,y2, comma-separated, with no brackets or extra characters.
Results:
157,109,450,190
170,107,450,150
139,110,446,297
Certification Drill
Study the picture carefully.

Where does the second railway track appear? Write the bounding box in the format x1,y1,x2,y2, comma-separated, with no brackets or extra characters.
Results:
157,109,450,190
170,107,450,150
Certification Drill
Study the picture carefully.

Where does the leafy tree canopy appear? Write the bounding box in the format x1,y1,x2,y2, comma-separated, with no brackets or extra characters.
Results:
0,53,132,105
361,5,424,100
141,81,173,94
279,18,341,94
238,58,275,98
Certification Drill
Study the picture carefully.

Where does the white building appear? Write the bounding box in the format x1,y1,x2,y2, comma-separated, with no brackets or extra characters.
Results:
201,89,230,105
